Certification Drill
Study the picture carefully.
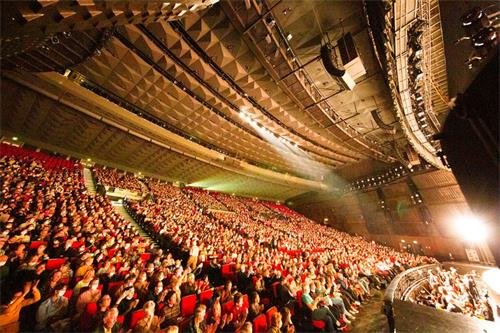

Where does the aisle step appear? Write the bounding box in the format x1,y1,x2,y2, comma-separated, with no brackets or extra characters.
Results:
112,202,156,248
83,167,96,195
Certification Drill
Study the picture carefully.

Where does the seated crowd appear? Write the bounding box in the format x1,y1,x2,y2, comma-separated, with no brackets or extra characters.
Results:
92,167,143,194
1,144,434,333
412,267,493,321
183,188,228,212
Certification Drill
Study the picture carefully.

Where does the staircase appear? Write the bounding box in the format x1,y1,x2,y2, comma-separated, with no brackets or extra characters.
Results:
83,167,96,195
112,202,156,248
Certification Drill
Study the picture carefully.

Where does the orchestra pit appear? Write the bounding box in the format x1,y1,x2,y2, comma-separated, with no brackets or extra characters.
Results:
1,1,499,332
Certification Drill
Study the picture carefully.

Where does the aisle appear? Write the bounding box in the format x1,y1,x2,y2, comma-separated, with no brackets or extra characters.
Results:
112,201,156,249
349,289,389,333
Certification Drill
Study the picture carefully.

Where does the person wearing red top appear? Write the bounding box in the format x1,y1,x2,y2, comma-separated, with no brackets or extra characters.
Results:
227,293,248,332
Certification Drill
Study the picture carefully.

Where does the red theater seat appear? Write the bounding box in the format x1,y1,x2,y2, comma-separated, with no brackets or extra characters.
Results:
30,241,47,250
181,294,197,317
46,258,66,271
129,310,145,330
222,300,234,315
266,306,277,326
312,320,326,330
253,314,268,333
140,253,151,262
199,288,214,305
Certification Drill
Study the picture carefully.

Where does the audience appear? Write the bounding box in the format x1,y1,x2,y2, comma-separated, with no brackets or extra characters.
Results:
93,166,143,194
0,144,441,333
412,267,493,321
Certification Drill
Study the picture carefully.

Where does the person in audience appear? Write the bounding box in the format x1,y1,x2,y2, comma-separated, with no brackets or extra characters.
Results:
0,279,40,332
160,291,181,328
268,311,282,333
35,283,68,331
94,307,122,333
180,273,197,296
134,301,161,333
280,307,295,333
74,278,101,321
248,291,264,322
185,304,208,333
240,321,253,333
227,293,248,331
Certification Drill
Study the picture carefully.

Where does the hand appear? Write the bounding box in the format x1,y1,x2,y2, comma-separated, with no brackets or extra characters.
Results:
32,279,40,290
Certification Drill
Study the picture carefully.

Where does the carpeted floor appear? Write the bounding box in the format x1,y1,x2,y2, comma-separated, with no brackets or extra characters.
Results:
349,289,389,333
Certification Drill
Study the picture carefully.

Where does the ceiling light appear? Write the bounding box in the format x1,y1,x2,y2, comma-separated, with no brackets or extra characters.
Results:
286,33,293,41
87,158,91,162
12,136,18,141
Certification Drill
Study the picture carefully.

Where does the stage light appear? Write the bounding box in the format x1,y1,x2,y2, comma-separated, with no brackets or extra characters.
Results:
454,214,488,242
461,7,484,27
472,27,497,49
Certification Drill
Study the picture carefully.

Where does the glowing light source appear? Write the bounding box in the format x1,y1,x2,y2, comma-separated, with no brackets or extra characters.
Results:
12,136,18,141
454,214,488,242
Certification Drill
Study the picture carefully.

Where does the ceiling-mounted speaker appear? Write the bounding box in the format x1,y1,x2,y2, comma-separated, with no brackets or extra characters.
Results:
320,44,345,77
370,109,395,133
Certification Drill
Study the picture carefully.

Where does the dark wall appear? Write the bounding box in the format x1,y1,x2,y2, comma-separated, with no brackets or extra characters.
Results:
292,170,489,262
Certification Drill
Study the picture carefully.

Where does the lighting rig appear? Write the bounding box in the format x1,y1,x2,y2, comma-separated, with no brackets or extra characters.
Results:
343,163,432,193
406,19,437,145
456,5,499,69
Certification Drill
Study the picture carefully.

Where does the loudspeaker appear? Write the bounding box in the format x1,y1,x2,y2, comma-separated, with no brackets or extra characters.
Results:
337,33,358,65
320,44,345,77
370,110,395,132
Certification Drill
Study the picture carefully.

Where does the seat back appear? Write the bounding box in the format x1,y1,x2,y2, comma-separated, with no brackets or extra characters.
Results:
46,258,66,271
199,288,214,305
129,310,145,329
181,294,197,317
312,319,326,330
266,306,278,326
222,300,234,315
253,314,268,333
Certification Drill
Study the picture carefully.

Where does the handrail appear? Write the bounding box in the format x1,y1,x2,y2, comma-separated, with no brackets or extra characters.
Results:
383,263,440,332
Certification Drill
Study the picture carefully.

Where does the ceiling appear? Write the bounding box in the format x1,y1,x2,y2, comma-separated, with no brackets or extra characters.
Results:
0,0,453,199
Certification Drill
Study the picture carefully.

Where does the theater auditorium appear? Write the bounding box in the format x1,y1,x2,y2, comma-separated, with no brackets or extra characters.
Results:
0,1,498,333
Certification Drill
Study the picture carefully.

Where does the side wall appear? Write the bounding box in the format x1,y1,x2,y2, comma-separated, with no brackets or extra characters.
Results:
292,170,494,263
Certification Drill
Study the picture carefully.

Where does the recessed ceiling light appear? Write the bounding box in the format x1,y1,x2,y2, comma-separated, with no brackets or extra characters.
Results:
12,137,18,141
286,33,293,41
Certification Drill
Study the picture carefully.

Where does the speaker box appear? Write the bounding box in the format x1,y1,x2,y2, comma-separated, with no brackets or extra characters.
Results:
320,44,345,77
338,33,358,65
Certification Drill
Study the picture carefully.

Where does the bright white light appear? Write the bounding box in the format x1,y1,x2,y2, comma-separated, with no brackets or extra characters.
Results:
454,214,488,242
482,269,500,295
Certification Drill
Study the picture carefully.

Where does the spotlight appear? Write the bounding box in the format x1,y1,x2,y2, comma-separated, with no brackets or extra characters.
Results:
472,27,497,49
12,136,18,141
410,68,424,81
454,214,488,242
286,33,293,41
460,6,491,36
461,7,484,27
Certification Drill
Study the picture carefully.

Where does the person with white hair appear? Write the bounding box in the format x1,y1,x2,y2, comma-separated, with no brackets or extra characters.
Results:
135,300,161,333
